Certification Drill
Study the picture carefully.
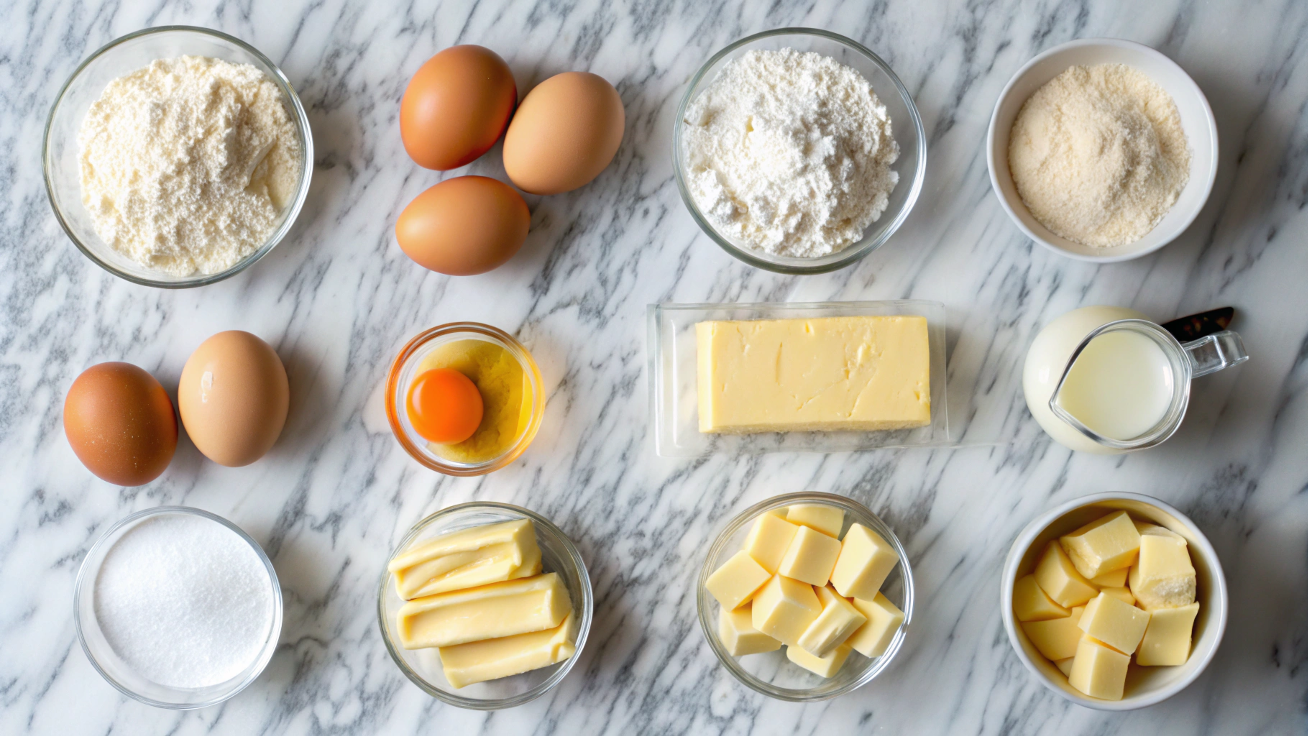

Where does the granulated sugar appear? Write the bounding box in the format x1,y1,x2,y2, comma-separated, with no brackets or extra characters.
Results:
93,513,275,689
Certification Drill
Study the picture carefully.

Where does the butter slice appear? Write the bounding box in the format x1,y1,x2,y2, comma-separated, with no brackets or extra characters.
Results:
1034,541,1098,607
742,514,800,574
830,523,898,601
1059,511,1141,579
1078,593,1150,655
706,551,771,611
1068,636,1130,700
752,575,822,647
695,316,931,434
1136,602,1199,666
846,592,905,658
1129,535,1197,610
1022,605,1085,661
719,604,782,656
786,505,844,537
798,585,867,657
1012,573,1069,622
437,613,577,688
397,573,571,649
389,519,542,600
786,644,852,678
777,525,842,586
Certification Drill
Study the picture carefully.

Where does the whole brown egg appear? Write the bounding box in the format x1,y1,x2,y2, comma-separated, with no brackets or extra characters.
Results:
63,362,177,486
502,71,624,195
395,175,531,275
178,331,289,467
400,45,518,171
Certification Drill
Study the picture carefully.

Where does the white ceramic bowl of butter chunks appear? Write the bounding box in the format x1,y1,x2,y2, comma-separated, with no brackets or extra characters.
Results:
1001,493,1228,710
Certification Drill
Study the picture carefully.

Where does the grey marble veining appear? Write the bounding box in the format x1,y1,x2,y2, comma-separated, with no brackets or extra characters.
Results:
1,0,1306,733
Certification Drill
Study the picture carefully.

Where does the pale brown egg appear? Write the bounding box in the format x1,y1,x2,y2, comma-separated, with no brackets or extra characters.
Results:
400,45,517,171
178,331,289,467
63,362,177,486
502,71,624,195
395,175,530,275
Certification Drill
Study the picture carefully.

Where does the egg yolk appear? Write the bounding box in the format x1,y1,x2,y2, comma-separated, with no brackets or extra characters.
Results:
406,368,484,444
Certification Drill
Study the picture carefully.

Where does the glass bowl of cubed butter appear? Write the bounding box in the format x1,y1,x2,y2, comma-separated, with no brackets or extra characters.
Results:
378,502,593,709
1001,493,1228,710
697,492,914,701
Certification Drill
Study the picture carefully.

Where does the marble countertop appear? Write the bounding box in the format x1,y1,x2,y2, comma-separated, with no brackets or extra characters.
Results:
3,0,1306,733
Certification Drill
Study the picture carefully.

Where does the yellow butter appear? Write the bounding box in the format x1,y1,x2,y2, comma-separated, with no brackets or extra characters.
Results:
1133,519,1187,544
1022,605,1085,661
706,551,771,611
1054,657,1075,677
1059,511,1141,579
786,643,852,678
742,514,800,574
1136,601,1199,666
1013,573,1070,622
751,575,822,647
389,519,542,600
829,523,898,601
695,316,931,434
437,613,577,688
397,572,570,649
1089,568,1128,588
719,604,782,656
777,525,842,586
1078,592,1150,655
786,505,844,537
1034,541,1098,607
846,591,905,658
1101,586,1135,605
1129,535,1196,610
798,585,867,658
1068,636,1130,700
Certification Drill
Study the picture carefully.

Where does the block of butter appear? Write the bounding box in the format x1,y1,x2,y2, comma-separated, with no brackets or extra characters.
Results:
1136,601,1199,666
1022,605,1085,661
787,643,852,678
777,525,842,586
786,505,844,537
1059,510,1141,579
1034,541,1098,608
397,572,571,649
719,604,782,656
1129,535,1197,610
798,585,867,658
1078,592,1150,655
389,519,542,600
437,613,577,688
1068,636,1130,700
742,513,799,575
829,523,898,601
695,316,931,434
1012,573,1069,622
706,551,771,611
847,591,905,658
752,575,822,647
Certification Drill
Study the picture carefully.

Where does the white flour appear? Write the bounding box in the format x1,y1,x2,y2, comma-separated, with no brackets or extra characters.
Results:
682,48,899,258
78,56,302,276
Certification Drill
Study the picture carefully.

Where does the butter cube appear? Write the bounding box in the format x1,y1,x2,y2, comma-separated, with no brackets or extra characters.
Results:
751,575,822,647
1013,574,1069,622
798,585,867,657
1022,605,1085,661
389,519,542,599
1068,636,1130,700
846,592,905,658
437,613,576,688
767,507,789,519
1089,568,1128,588
706,551,771,611
1129,535,1196,610
786,505,844,537
1034,541,1098,607
829,523,898,600
1133,519,1187,544
398,573,571,649
786,643,853,678
719,604,782,656
1054,657,1075,677
1078,592,1150,655
1136,602,1199,666
1101,586,1135,605
742,514,800,574
1059,511,1141,579
777,525,842,586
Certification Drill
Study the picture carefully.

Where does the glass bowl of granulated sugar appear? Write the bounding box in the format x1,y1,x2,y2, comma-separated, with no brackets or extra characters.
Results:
674,29,927,275
44,26,313,288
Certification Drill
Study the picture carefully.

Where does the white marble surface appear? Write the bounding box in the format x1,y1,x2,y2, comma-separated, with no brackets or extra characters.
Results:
1,0,1306,733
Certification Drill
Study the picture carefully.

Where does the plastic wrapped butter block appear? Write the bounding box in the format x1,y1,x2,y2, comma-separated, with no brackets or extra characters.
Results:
1059,510,1141,579
719,604,782,656
1034,541,1098,607
389,519,542,600
798,585,867,658
1136,601,1199,666
437,613,577,688
397,572,571,649
830,523,898,601
706,550,771,611
1129,535,1197,610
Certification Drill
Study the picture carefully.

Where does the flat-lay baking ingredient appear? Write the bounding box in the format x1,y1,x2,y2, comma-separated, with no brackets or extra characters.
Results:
63,362,177,485
751,574,822,647
1059,510,1142,579
1089,568,1129,588
705,551,771,611
1136,601,1199,666
437,613,576,688
682,48,898,258
406,368,484,444
396,176,530,276
388,518,542,600
400,45,517,171
719,605,782,656
1033,541,1098,607
742,513,799,574
830,523,899,601
1128,534,1196,609
798,585,866,658
78,56,302,276
179,331,289,467
846,592,905,659
785,505,844,537
1068,636,1130,700
1053,329,1174,441
1012,573,1069,622
413,338,531,464
94,513,274,688
696,316,930,434
1008,63,1190,248
786,642,852,678
397,572,571,649
776,525,841,586
1022,606,1085,661
502,72,624,195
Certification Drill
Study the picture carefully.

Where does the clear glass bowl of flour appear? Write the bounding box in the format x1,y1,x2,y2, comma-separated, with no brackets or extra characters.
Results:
74,506,283,708
43,26,314,288
674,29,926,275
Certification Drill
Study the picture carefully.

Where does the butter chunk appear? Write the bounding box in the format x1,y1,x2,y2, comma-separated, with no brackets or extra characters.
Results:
1078,592,1150,655
1022,605,1085,661
706,551,771,611
1013,573,1069,622
1089,568,1128,588
798,585,867,657
742,514,800,574
695,316,931,434
786,643,852,678
1034,541,1098,607
1068,636,1130,700
1101,586,1135,605
846,592,905,658
1136,602,1199,666
398,573,571,649
777,525,842,586
719,604,782,656
752,575,822,647
1129,535,1197,610
829,523,898,600
1133,519,1187,544
389,519,543,600
786,505,844,537
1059,511,1141,579
1054,657,1075,677
437,613,577,688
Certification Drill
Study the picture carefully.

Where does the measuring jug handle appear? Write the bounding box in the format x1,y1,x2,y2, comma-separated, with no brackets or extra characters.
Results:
1182,330,1249,378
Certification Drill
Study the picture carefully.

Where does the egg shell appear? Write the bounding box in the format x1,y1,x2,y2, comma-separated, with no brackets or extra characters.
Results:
400,45,517,171
502,71,625,195
395,175,530,275
178,331,289,468
63,362,177,486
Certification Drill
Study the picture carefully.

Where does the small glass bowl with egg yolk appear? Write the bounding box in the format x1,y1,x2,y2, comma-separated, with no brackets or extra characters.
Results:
386,323,545,476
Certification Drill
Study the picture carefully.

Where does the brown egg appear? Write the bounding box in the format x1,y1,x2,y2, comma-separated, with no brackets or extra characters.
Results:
502,71,624,195
395,175,530,275
63,362,177,486
178,331,289,467
400,45,517,171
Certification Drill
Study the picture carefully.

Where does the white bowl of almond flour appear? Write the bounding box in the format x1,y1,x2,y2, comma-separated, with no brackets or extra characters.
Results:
987,39,1218,263
44,27,313,287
